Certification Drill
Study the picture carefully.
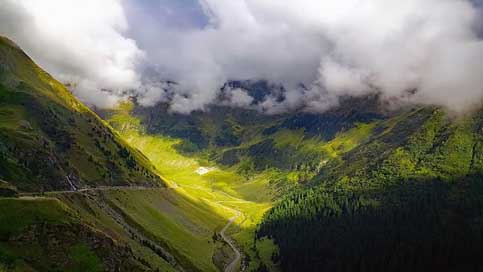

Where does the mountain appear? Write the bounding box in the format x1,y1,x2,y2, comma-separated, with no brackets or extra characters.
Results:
0,36,177,272
0,36,163,192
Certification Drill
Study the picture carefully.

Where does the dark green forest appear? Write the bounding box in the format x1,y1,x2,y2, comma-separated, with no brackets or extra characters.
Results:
258,108,483,272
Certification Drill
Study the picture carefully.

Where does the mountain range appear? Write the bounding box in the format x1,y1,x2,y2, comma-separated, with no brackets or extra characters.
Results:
0,36,482,272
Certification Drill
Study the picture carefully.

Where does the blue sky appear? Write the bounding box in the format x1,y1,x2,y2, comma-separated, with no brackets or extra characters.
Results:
124,0,208,31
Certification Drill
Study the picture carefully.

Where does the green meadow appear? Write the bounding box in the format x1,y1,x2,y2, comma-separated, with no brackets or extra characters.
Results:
102,102,280,271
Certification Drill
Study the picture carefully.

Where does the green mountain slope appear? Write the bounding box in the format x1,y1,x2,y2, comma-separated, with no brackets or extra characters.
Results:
0,36,177,272
0,37,163,191
258,107,483,271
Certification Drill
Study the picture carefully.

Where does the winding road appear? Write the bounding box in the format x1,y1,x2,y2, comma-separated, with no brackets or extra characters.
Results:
220,210,242,272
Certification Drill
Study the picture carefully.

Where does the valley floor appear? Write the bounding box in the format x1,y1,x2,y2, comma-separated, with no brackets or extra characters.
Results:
115,130,279,272
102,103,281,271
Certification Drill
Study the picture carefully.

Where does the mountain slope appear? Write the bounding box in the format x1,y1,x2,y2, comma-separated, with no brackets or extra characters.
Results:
0,197,146,271
0,36,163,191
258,107,483,271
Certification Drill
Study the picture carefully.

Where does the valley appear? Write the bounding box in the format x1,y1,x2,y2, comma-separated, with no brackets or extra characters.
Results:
98,101,280,271
0,36,278,272
0,32,483,272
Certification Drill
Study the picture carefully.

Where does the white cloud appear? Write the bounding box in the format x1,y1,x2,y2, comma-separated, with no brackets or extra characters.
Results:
0,0,143,107
132,0,483,113
1,0,482,113
225,88,254,108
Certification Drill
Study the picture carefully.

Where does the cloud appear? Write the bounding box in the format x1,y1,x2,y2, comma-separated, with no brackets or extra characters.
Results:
1,0,482,113
223,88,254,108
0,0,143,107
129,0,483,113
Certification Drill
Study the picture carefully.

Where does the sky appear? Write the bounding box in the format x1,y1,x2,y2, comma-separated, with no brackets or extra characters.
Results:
0,0,482,113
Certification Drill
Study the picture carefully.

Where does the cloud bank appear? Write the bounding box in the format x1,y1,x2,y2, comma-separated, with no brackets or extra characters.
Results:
0,0,142,107
1,0,482,113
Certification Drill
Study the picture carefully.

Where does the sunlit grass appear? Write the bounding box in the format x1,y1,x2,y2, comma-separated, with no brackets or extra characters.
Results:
104,102,279,270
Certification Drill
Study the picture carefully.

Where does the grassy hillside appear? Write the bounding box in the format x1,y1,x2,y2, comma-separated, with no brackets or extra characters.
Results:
101,102,281,271
1,187,236,271
0,36,163,191
57,188,225,272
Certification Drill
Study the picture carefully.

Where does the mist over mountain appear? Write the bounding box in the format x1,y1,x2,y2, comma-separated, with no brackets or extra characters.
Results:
1,0,482,114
